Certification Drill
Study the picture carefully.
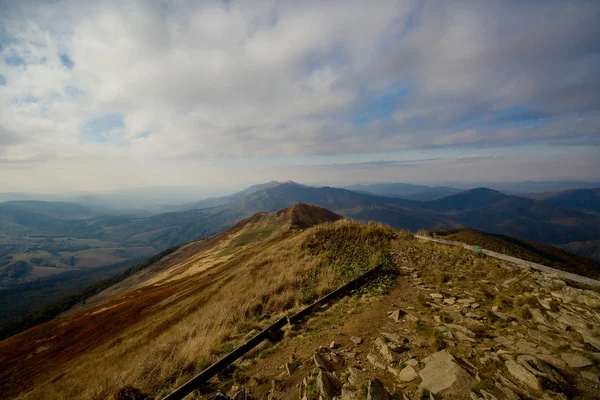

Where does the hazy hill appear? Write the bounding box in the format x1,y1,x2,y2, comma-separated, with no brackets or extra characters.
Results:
346,182,461,200
524,187,600,215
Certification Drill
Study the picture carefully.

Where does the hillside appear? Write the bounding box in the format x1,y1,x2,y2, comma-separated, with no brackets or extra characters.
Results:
524,188,600,215
430,228,600,280
1,204,599,400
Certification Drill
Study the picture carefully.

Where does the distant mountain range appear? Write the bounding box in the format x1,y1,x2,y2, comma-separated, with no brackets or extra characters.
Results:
1,181,600,282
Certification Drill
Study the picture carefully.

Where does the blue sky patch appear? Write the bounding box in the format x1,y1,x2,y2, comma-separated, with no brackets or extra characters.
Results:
4,54,26,67
82,113,125,142
0,74,6,86
59,53,74,69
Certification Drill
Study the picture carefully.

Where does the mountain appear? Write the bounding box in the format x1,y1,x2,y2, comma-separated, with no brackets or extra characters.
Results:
2,204,599,400
523,187,600,215
345,182,461,200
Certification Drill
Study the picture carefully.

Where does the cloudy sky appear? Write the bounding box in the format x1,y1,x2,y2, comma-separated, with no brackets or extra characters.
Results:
0,0,599,192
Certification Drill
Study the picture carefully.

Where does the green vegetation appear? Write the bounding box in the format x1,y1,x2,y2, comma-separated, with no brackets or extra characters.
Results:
432,228,600,279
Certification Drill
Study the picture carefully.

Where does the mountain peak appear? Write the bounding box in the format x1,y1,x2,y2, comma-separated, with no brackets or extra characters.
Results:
278,202,343,229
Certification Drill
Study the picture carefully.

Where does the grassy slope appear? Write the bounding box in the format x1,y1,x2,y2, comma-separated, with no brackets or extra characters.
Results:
431,228,600,279
0,205,396,400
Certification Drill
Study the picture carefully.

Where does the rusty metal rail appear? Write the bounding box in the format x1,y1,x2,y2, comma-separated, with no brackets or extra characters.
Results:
163,262,386,400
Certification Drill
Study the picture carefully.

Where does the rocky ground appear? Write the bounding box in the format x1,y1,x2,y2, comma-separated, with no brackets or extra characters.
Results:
199,239,600,400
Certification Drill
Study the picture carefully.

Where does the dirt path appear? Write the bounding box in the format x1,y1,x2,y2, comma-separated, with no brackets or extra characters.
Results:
414,234,600,288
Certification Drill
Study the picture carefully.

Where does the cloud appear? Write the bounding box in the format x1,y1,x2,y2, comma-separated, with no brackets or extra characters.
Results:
0,0,598,191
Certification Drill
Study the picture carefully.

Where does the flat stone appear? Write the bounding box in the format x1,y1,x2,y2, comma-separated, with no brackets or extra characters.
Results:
350,336,363,345
367,378,390,400
406,358,419,367
471,303,480,309
317,370,339,400
536,354,566,370
560,353,592,368
444,297,456,305
430,293,443,299
367,353,386,370
418,350,473,396
505,359,541,391
398,365,418,382
347,367,367,387
492,306,500,312
581,371,600,383
379,343,399,363
284,362,294,376
445,323,476,337
381,332,405,344
388,309,405,322
329,341,339,349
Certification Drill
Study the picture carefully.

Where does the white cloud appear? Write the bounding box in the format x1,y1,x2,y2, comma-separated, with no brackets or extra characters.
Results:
0,0,598,191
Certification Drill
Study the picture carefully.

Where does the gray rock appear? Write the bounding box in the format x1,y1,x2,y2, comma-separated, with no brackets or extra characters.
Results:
444,297,456,305
314,351,334,372
430,293,443,299
367,378,390,400
367,353,386,370
317,370,338,400
581,371,600,383
347,367,367,388
398,365,418,382
418,350,473,396
406,358,419,367
350,336,363,345
381,332,405,344
388,309,404,322
560,352,592,368
505,359,540,391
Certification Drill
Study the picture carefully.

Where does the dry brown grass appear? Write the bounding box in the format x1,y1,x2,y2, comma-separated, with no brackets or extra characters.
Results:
3,219,396,400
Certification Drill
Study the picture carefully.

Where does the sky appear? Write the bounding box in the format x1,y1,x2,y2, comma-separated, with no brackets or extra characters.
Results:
0,0,599,193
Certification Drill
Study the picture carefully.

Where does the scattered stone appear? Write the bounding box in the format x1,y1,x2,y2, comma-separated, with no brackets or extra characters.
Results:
430,293,443,300
329,341,339,350
491,306,500,312
314,351,334,372
418,350,473,397
367,353,386,370
398,365,418,382
471,303,480,309
581,371,600,383
458,299,474,305
317,370,339,400
347,367,367,387
350,336,363,345
505,359,540,391
381,332,405,344
388,309,404,322
434,315,442,323
367,379,390,400
560,353,592,368
379,343,400,363
406,358,418,367
444,297,456,305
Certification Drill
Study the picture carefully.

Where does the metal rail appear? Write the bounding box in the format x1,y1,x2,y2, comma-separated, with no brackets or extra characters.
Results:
163,262,386,399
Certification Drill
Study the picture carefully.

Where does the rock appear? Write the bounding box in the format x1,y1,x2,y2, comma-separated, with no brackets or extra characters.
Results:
480,389,499,400
317,370,339,400
458,299,474,305
381,332,405,344
581,371,600,383
347,367,367,387
536,354,566,370
406,358,419,367
494,381,520,400
444,297,456,305
560,352,592,368
418,350,473,397
350,336,363,345
517,355,566,388
491,306,500,312
577,329,600,351
379,343,399,363
445,323,476,338
329,341,339,349
367,378,390,400
471,303,480,309
367,353,386,370
388,309,405,321
430,293,443,300
314,351,334,372
505,359,540,391
398,365,418,382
